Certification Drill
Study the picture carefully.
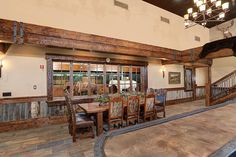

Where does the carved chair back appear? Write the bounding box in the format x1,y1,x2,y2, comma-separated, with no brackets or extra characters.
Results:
155,89,167,105
64,90,76,125
144,94,155,113
127,95,140,117
109,97,124,120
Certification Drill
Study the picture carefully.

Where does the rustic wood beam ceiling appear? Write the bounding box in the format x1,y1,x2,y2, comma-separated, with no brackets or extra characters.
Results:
0,18,235,65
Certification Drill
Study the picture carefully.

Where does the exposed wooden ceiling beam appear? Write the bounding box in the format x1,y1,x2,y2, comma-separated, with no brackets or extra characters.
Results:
0,43,11,54
162,58,212,67
0,18,235,63
182,47,234,62
0,19,182,60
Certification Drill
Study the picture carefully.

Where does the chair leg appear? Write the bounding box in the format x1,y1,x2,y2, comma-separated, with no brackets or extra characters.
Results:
108,123,110,131
72,128,76,143
91,126,95,138
163,110,166,118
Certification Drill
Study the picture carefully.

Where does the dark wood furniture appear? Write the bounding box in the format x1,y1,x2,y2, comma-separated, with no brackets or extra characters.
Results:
79,102,109,136
125,96,140,125
108,97,124,130
155,89,167,118
64,90,94,142
140,94,156,122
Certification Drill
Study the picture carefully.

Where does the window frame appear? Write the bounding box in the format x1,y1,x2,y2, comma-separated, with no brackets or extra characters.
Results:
46,55,148,101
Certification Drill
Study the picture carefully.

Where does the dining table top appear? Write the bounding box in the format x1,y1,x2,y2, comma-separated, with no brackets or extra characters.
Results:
79,102,109,113
79,99,161,114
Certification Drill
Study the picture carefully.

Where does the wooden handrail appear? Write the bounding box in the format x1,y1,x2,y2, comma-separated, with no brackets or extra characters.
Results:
212,70,236,85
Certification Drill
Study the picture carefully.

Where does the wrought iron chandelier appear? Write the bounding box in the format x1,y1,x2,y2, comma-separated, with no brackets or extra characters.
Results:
184,0,230,28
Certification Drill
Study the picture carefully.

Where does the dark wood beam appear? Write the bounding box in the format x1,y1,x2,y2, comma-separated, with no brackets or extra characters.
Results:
162,58,212,67
0,43,11,54
0,18,182,60
182,47,234,62
0,18,235,62
161,60,181,65
0,19,16,43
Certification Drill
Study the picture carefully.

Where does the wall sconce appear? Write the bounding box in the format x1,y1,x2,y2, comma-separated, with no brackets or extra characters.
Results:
161,66,166,78
0,53,5,78
0,60,3,78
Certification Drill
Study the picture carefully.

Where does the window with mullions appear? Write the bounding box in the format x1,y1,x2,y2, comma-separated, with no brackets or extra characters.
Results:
132,66,142,92
50,59,146,99
53,62,70,97
120,66,131,93
73,63,89,96
105,65,119,94
90,64,104,95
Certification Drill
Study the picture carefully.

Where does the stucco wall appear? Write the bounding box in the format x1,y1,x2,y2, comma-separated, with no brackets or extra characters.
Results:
212,57,236,83
148,62,184,89
148,63,208,89
196,67,208,86
0,55,47,98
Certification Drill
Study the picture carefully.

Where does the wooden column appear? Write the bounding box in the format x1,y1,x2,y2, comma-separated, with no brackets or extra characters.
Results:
69,62,74,97
192,68,197,100
46,58,53,100
205,66,212,106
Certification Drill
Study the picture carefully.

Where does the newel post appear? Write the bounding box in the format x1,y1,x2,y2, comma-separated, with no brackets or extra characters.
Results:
205,66,211,106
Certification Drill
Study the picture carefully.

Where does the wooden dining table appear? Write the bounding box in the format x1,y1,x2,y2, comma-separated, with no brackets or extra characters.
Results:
79,102,109,136
79,99,161,136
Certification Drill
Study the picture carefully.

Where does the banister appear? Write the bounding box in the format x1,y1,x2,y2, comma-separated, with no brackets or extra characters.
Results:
212,70,236,85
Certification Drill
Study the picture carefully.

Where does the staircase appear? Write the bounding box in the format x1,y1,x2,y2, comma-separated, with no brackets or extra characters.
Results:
210,70,236,105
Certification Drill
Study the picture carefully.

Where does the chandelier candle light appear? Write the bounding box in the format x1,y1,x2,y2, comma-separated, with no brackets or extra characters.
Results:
184,0,230,28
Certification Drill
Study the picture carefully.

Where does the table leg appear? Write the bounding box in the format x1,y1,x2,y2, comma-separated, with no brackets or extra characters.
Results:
96,112,103,136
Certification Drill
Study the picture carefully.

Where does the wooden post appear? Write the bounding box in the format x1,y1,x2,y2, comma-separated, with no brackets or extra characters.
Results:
205,66,211,106
193,68,197,100
46,58,53,101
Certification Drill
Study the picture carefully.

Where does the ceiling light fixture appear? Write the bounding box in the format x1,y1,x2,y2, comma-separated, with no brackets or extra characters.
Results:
184,0,230,28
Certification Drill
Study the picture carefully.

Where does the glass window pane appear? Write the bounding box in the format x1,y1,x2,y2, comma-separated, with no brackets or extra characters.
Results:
73,63,89,96
53,62,70,97
90,64,104,95
120,66,131,93
106,65,118,94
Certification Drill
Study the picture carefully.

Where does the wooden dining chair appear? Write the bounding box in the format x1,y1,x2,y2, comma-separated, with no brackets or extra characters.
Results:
108,97,124,130
64,90,94,142
155,89,167,118
140,94,156,122
125,95,140,126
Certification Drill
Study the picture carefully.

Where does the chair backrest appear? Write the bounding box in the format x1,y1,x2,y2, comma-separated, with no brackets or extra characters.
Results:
137,92,145,104
109,97,123,119
155,89,167,104
144,94,155,113
64,89,76,124
127,95,140,116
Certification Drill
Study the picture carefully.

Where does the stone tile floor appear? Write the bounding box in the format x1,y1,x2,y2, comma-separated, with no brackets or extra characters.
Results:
0,100,205,157
105,101,236,157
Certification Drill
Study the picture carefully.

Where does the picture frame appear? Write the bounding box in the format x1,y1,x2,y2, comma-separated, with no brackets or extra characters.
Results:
168,72,181,84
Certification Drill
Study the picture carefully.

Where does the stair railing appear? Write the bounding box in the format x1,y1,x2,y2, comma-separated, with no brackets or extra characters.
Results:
211,70,236,101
